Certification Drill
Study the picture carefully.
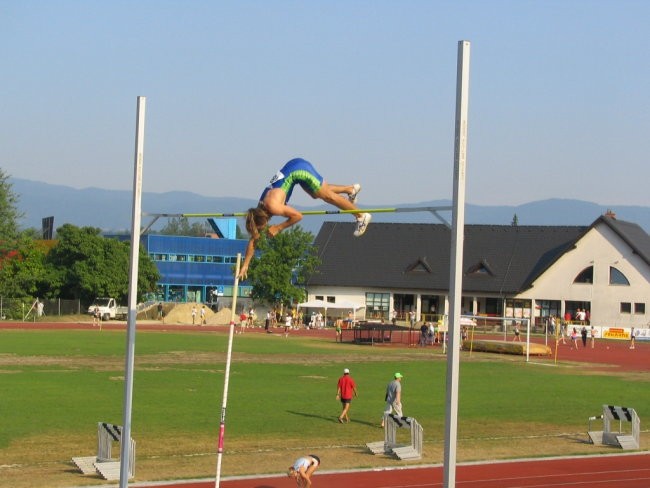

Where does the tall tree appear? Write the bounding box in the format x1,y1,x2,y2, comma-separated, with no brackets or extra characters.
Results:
0,170,41,299
0,235,48,298
45,224,159,304
0,169,23,250
245,226,320,307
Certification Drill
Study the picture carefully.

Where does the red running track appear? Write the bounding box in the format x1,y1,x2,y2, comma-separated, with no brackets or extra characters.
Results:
133,453,650,487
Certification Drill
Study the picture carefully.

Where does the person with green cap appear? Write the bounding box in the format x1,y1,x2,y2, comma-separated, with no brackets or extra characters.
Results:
381,372,403,427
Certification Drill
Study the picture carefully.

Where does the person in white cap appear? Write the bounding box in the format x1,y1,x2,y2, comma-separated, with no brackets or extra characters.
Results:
336,368,358,423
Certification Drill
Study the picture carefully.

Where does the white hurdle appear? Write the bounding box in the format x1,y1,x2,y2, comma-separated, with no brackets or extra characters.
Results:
588,405,640,450
366,414,423,460
72,422,136,481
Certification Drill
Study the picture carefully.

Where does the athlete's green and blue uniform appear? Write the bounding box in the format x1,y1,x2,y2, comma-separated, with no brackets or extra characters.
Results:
259,158,323,204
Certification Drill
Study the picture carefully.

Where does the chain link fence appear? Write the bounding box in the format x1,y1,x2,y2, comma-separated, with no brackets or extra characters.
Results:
0,297,82,321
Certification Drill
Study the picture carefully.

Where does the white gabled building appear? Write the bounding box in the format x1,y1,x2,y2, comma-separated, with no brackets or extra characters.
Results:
518,215,650,328
306,213,650,332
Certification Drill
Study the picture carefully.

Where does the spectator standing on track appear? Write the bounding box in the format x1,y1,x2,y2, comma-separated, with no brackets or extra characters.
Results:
92,305,100,327
284,313,292,337
335,320,342,342
191,305,197,325
391,309,397,326
288,454,320,487
549,315,556,336
570,327,579,349
630,327,636,349
238,312,247,334
513,323,521,342
581,326,588,347
381,372,403,428
336,368,358,423
157,302,163,321
590,325,596,348
419,323,428,346
200,305,206,325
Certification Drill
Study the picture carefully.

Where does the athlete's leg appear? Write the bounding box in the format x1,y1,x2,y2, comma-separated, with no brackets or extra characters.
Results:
313,183,361,217
325,183,355,196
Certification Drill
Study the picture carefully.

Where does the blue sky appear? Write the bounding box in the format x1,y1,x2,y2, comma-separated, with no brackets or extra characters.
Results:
1,0,649,208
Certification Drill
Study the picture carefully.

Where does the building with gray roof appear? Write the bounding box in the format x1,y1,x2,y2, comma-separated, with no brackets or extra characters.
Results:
306,213,650,331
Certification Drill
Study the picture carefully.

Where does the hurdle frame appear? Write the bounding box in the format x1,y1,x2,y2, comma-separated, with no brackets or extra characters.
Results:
598,405,640,450
72,422,136,481
367,414,423,460
97,422,136,478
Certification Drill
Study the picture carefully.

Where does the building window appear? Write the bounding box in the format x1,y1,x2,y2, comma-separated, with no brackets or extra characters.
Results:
505,298,532,319
206,256,224,263
366,292,389,320
609,267,630,286
537,300,561,318
573,266,593,284
620,302,632,314
634,303,645,314
485,298,503,316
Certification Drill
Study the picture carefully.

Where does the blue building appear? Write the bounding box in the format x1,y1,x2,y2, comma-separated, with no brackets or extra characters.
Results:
143,233,251,303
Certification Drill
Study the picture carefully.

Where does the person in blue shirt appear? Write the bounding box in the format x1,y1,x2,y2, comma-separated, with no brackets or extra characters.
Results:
238,158,370,279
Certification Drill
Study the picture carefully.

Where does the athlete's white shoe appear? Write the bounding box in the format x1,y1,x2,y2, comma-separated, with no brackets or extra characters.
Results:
353,213,371,237
349,183,362,204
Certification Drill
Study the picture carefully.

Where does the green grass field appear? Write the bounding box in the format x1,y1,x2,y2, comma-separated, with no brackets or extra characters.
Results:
0,328,648,487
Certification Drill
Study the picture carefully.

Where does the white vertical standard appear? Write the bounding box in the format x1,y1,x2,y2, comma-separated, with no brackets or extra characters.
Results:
215,253,241,488
443,41,470,488
119,96,146,488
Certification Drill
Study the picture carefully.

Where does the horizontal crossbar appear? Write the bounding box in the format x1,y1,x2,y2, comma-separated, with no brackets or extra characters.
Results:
144,206,452,218
141,206,452,234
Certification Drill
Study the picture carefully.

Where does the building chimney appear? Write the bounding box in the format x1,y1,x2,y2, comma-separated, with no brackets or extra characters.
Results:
604,209,616,219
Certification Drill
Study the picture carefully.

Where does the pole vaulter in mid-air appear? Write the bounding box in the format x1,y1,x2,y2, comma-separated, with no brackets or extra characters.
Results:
238,157,371,280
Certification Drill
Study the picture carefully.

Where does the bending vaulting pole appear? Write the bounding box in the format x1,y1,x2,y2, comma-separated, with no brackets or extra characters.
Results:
444,40,470,488
120,96,146,488
215,253,241,488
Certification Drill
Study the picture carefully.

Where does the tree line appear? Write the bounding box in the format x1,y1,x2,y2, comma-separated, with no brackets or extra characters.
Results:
0,170,159,317
0,168,320,316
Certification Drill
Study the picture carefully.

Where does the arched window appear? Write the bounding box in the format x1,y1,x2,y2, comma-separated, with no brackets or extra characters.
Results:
609,267,630,286
573,266,593,284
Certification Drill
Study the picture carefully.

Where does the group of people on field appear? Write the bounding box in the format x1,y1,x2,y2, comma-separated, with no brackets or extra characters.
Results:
290,369,405,486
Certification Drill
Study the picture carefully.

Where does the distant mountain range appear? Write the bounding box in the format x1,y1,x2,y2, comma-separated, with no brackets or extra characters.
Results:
10,177,650,236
